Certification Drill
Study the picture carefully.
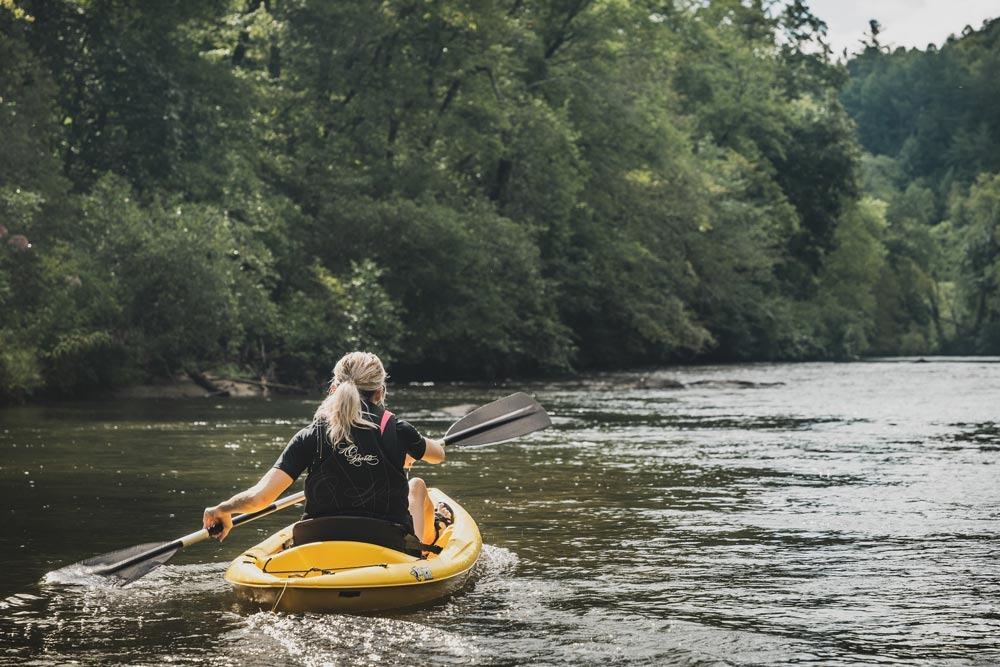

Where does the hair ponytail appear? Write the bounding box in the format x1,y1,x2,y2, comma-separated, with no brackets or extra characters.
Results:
314,352,387,444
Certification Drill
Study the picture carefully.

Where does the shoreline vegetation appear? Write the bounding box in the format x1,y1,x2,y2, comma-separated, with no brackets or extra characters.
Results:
104,356,999,402
2,3,999,404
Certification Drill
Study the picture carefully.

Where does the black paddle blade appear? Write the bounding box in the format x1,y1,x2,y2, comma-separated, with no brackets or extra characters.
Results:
74,541,180,586
444,392,552,447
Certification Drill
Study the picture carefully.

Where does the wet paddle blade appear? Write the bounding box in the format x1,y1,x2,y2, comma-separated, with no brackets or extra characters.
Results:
444,392,552,447
49,492,305,588
75,541,180,586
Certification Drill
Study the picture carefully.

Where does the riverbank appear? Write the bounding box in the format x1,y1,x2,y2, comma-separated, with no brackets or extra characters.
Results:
7,356,994,404
113,373,290,399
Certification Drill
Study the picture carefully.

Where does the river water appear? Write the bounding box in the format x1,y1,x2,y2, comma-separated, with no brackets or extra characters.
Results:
1,360,998,665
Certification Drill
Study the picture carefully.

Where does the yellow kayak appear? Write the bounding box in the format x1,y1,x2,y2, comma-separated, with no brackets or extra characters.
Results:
224,488,482,613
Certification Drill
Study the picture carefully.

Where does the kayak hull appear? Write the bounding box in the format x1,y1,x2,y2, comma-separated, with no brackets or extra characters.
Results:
231,568,474,613
225,488,481,613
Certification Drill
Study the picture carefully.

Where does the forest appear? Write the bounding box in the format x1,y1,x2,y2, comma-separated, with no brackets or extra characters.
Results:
2,0,999,400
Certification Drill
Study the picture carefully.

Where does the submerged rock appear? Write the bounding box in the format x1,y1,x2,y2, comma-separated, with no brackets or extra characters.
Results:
687,379,785,388
440,403,478,418
635,376,685,390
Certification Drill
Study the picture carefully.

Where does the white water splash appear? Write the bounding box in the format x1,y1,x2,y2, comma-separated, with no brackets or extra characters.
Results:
225,611,482,666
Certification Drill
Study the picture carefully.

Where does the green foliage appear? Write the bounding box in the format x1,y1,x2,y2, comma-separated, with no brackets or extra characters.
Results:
843,18,1000,189
950,173,1000,352
687,145,799,359
671,0,858,281
346,198,573,377
5,1,999,401
0,343,40,396
76,177,246,373
275,260,403,386
842,18,1000,354
814,198,888,357
20,0,250,196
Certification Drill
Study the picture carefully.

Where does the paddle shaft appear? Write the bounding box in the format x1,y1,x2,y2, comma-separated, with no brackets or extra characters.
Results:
95,490,305,575
443,404,537,445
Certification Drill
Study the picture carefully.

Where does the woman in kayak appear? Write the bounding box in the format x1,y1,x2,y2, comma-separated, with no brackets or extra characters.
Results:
202,351,450,547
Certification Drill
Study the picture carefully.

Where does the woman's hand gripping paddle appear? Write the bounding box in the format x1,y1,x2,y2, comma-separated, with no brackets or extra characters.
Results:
59,392,550,586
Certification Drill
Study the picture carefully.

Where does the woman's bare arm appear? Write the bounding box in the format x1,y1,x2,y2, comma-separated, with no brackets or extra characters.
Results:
202,467,294,541
421,438,446,464
404,438,446,468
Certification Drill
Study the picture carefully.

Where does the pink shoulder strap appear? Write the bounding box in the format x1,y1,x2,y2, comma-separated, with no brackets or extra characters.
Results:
379,410,394,435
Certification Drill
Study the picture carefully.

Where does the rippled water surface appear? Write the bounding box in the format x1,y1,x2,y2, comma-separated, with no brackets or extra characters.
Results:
2,360,999,665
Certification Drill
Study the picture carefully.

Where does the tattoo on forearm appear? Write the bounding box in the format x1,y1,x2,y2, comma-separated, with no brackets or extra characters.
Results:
221,487,262,513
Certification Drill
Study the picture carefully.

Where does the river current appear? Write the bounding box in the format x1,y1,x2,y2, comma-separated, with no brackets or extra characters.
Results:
1,359,998,665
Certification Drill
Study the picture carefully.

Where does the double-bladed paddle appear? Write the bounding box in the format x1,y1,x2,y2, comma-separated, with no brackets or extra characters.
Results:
443,391,551,447
59,391,550,586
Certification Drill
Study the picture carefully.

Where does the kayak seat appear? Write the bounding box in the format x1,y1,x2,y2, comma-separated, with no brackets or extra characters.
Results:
292,516,434,558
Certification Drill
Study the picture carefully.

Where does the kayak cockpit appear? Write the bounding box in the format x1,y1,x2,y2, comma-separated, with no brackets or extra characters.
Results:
259,541,417,578
237,518,456,580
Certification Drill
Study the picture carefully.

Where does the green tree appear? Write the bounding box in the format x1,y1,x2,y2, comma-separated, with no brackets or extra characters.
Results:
814,197,889,357
0,10,73,399
952,173,1000,352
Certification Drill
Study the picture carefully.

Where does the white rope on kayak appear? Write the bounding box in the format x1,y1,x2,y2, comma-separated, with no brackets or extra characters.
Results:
271,578,291,613
262,563,390,576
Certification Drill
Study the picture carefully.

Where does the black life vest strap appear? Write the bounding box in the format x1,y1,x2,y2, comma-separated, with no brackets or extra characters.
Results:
404,533,443,555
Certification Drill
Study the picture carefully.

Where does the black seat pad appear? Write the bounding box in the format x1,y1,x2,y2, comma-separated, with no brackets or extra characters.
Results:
292,515,424,557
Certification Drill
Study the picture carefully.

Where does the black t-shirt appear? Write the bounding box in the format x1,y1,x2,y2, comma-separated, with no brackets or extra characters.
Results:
273,402,427,525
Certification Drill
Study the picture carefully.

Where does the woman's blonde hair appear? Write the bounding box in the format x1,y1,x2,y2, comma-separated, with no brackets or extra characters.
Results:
314,351,387,444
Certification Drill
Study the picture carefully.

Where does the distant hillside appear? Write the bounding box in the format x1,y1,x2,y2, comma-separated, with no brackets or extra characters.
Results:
840,17,1000,354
